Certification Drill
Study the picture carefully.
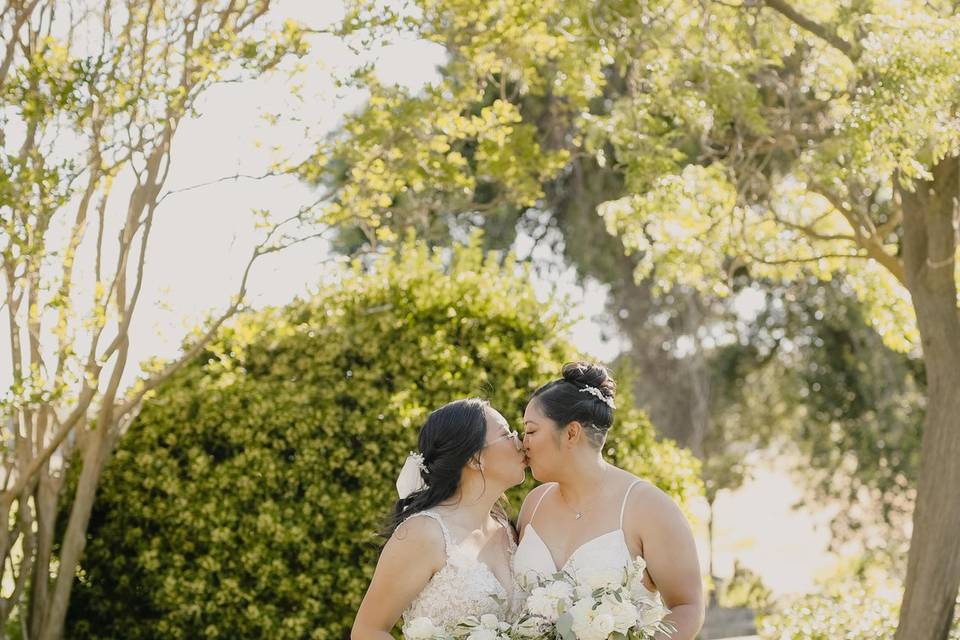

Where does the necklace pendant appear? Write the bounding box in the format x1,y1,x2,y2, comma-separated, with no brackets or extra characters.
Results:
575,512,583,520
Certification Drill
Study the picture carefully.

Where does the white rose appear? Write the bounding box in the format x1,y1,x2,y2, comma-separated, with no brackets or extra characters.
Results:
593,613,616,638
526,588,561,622
545,579,575,602
569,598,616,640
404,617,441,640
467,629,497,640
596,595,637,634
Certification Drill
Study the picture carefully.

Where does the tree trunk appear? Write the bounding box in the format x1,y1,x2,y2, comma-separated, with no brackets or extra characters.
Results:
895,156,960,640
27,470,58,639
34,418,111,640
610,261,711,457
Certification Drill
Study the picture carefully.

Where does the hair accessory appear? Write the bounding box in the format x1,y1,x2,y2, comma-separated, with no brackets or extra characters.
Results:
396,451,428,498
579,385,615,409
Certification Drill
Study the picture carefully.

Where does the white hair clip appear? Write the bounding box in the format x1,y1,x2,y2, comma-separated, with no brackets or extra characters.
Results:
579,385,615,409
396,451,428,498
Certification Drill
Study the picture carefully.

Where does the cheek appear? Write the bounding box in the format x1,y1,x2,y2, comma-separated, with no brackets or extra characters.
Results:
491,447,516,466
526,436,547,456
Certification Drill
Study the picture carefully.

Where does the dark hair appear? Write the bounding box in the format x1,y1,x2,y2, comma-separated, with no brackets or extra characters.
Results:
382,398,512,539
528,362,617,447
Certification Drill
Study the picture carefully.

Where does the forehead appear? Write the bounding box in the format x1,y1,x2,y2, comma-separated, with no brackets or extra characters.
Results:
523,399,547,422
484,406,509,429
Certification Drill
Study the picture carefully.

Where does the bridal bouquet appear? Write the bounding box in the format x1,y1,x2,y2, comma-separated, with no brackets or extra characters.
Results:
513,557,675,640
403,612,514,640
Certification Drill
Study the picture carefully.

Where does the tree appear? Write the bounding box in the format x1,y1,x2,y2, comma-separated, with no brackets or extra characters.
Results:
0,2,310,637
319,2,959,636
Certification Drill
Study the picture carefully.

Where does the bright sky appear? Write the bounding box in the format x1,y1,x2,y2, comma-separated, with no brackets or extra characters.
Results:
0,0,847,600
94,0,622,393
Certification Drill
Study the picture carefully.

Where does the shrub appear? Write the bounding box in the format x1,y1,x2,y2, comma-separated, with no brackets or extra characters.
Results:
759,584,960,639
718,560,773,615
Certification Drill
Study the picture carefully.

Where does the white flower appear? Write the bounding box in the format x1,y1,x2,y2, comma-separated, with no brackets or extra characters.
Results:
574,584,594,600
512,616,547,638
478,614,500,630
545,580,575,601
404,617,443,640
636,600,671,629
576,566,624,590
466,629,497,640
627,557,653,599
569,598,617,640
527,587,562,622
596,594,637,634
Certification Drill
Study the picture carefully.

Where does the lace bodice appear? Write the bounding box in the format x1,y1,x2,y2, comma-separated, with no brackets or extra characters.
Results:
402,511,517,632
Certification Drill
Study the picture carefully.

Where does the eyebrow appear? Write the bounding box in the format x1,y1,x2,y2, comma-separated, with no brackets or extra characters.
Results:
523,420,538,426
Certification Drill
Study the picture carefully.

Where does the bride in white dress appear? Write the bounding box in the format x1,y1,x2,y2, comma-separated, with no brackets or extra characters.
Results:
352,398,526,639
513,363,705,639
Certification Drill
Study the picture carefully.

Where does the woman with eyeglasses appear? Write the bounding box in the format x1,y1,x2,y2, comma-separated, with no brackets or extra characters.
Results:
351,398,526,640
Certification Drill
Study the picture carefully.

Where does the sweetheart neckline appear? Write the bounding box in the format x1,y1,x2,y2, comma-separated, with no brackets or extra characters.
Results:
414,510,514,596
521,524,626,572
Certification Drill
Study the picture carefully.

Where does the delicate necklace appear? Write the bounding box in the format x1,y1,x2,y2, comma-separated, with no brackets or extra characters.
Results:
559,466,608,520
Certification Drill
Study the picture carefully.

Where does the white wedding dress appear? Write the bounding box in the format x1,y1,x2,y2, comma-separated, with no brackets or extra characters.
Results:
513,479,657,595
402,510,517,632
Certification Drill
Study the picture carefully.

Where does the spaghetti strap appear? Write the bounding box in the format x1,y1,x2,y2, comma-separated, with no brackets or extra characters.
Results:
528,483,556,526
408,510,453,553
619,479,643,528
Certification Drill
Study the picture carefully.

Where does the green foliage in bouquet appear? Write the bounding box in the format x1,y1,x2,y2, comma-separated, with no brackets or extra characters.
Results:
65,237,702,640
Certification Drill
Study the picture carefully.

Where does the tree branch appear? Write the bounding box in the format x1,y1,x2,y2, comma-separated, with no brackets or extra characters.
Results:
156,170,284,206
876,208,903,240
760,0,857,61
114,219,335,420
0,0,42,88
2,386,96,501
809,184,908,286
772,210,858,243
746,250,872,266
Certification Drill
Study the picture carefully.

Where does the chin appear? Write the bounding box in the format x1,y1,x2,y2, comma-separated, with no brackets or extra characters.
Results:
516,464,527,485
528,463,547,483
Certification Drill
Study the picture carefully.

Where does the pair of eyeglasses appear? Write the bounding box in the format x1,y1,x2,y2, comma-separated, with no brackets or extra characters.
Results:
487,429,522,450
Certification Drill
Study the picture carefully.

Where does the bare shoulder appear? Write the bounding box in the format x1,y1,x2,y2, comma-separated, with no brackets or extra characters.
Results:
384,514,447,570
623,477,686,523
517,482,556,530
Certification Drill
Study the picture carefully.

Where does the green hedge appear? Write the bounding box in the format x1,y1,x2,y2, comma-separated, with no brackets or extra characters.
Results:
66,238,702,640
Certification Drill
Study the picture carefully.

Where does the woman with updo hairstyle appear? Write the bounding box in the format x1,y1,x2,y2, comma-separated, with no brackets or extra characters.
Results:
513,362,705,639
352,398,527,639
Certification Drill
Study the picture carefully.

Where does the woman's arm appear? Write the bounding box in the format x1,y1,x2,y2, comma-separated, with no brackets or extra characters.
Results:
351,516,446,640
629,486,705,640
